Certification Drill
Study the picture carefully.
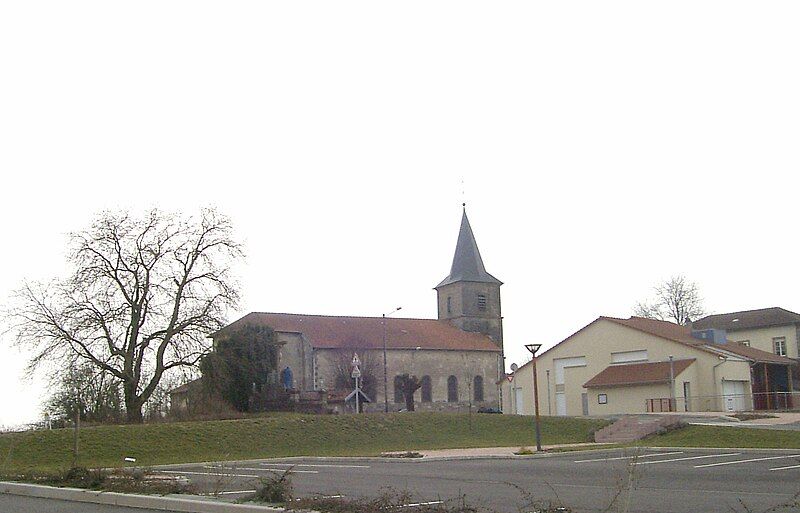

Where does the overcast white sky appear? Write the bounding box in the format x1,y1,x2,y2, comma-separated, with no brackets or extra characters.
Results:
1,1,799,428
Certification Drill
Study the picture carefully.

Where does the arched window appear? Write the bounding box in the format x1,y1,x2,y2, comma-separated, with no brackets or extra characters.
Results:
473,375,484,402
394,375,404,403
447,375,458,402
421,376,432,402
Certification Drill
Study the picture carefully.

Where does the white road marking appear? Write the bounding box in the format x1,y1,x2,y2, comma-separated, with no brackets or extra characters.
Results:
634,453,741,465
574,452,683,463
155,470,259,478
209,490,257,495
695,454,800,468
260,463,370,469
291,495,346,500
204,465,319,474
770,464,800,471
398,501,444,508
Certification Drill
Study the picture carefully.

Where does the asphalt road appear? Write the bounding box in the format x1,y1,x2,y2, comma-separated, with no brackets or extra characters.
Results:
157,448,800,513
0,494,179,513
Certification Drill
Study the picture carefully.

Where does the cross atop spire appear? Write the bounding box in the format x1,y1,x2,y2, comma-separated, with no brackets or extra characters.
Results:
436,208,502,288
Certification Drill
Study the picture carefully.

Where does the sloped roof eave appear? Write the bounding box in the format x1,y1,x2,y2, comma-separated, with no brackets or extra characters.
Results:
212,312,501,352
584,378,671,389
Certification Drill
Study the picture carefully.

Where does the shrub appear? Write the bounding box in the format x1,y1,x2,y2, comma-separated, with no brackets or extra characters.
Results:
251,469,293,503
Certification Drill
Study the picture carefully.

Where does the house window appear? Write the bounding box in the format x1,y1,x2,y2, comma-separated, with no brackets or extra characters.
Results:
447,296,452,315
477,294,487,311
773,337,787,356
447,375,458,402
738,340,750,347
393,375,404,403
473,375,484,402
598,394,608,405
611,350,648,364
421,376,432,402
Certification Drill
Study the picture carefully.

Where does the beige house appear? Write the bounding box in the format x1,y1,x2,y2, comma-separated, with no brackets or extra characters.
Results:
694,307,800,359
502,316,796,416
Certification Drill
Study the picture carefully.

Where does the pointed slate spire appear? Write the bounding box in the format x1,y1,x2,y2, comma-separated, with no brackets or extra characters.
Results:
436,206,502,288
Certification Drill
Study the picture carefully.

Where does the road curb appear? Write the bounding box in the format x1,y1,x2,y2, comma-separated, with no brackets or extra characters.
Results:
152,446,622,469
0,481,284,512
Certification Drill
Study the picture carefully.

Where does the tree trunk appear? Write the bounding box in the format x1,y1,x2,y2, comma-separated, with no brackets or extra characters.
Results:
126,403,144,423
124,382,144,423
404,392,415,412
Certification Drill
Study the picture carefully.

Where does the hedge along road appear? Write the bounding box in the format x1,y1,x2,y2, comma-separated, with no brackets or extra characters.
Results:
155,448,800,513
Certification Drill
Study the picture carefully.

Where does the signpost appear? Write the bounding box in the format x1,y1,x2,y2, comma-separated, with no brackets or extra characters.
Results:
352,353,362,413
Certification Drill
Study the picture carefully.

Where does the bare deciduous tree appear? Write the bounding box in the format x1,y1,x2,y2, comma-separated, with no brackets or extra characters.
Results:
397,374,421,412
634,275,706,326
6,208,242,423
44,361,123,426
331,349,379,401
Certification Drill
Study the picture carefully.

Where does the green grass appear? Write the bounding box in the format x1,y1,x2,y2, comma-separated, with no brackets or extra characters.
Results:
0,413,608,473
641,424,800,449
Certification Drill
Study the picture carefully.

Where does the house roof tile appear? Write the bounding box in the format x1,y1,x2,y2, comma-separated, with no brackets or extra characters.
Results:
693,307,800,331
602,316,796,365
215,312,501,352
584,359,695,388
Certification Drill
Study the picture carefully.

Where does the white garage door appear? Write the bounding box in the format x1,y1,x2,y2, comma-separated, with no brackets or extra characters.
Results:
555,393,567,416
722,380,748,412
513,387,524,414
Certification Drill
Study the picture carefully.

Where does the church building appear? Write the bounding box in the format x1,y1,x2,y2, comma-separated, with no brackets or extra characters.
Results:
207,208,505,413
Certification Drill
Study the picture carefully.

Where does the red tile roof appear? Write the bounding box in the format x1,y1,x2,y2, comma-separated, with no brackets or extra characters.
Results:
584,359,695,388
602,316,796,365
216,312,501,352
694,307,800,331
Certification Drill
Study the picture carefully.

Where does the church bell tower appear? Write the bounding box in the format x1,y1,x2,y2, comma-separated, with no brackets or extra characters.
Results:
435,206,503,348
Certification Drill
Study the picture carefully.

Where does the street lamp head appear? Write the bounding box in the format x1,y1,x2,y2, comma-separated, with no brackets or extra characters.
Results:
384,307,403,318
524,343,542,356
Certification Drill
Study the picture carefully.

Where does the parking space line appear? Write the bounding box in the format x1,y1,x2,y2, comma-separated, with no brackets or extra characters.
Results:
291,495,346,500
633,453,741,466
695,454,800,469
574,452,683,463
154,470,259,478
204,465,319,474
259,463,370,469
770,464,800,471
399,501,444,508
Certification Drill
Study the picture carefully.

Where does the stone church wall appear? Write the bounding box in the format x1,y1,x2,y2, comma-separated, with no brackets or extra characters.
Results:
275,332,313,391
313,347,501,412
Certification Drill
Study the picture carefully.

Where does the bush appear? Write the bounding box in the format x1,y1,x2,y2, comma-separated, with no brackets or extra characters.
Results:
251,469,293,503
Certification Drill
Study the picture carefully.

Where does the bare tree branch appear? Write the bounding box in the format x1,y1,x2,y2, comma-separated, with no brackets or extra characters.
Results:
634,275,706,326
5,207,243,423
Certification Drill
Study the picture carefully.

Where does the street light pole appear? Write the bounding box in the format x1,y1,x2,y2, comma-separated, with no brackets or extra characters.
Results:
382,307,402,413
525,343,543,452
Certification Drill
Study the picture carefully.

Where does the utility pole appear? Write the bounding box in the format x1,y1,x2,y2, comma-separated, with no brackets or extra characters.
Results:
525,344,543,452
382,307,402,413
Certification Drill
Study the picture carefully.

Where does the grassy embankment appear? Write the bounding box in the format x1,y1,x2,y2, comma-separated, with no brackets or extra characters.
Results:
641,424,800,449
0,413,607,473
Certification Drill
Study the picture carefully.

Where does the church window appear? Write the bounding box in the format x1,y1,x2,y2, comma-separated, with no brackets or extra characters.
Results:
477,294,487,311
393,375,404,403
447,296,452,315
473,375,484,402
447,375,458,402
421,375,432,402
